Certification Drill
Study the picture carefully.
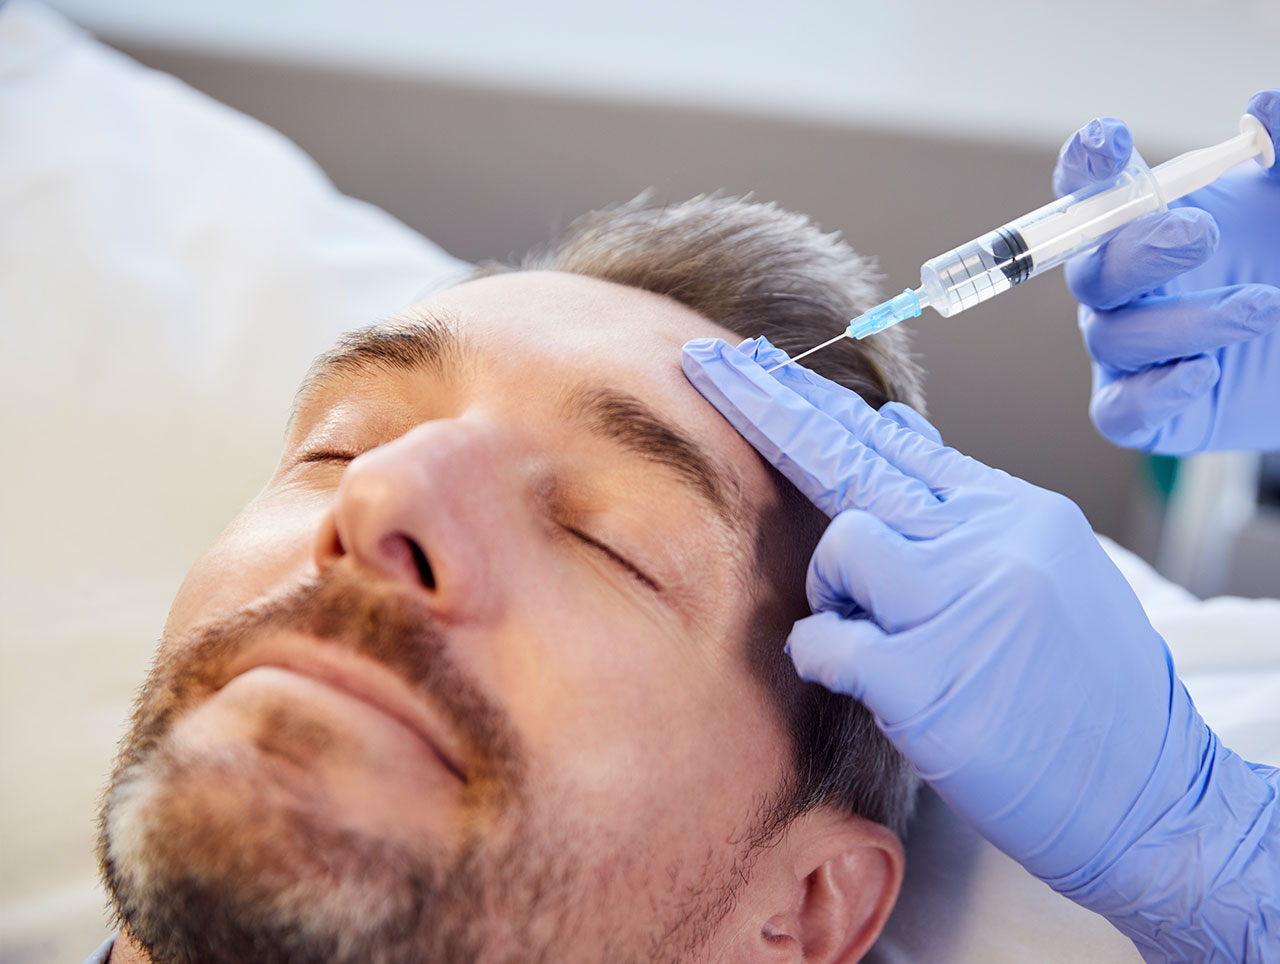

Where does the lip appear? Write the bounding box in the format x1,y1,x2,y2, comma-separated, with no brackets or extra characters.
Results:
223,639,468,783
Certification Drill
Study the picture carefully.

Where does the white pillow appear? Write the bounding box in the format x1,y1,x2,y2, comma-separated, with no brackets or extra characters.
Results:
0,2,466,957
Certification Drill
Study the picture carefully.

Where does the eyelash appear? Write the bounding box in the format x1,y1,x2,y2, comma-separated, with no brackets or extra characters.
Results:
298,449,359,464
297,450,658,593
567,528,661,593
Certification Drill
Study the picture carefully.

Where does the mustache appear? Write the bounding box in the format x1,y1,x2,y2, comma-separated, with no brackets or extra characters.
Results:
119,566,522,791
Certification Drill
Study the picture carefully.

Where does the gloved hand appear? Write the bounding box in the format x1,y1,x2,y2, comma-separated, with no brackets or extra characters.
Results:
1054,89,1280,454
683,335,1280,963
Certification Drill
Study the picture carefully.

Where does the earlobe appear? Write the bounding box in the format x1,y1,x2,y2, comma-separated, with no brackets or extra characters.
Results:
759,815,905,964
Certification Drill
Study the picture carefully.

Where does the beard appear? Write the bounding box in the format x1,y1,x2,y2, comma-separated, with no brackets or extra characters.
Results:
96,567,746,964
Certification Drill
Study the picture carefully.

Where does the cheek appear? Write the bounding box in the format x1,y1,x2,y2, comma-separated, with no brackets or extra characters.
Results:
164,490,326,638
491,586,790,833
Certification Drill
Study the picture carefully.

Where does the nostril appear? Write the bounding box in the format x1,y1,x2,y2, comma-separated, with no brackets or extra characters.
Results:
407,537,436,590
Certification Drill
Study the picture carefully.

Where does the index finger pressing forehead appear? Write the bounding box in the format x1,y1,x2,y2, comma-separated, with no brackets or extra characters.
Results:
681,338,951,537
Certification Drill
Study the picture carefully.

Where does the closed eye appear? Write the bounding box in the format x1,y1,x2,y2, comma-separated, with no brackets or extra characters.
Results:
297,449,360,465
568,528,660,593
295,451,660,593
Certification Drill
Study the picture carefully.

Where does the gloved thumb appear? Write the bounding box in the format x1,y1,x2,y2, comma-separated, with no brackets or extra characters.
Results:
1054,117,1134,197
1246,89,1280,176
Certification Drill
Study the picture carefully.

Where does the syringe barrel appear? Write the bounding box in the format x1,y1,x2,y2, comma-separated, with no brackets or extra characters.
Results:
919,158,1164,317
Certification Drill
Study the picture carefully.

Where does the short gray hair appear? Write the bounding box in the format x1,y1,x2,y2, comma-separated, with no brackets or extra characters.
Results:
510,193,923,837
523,192,926,414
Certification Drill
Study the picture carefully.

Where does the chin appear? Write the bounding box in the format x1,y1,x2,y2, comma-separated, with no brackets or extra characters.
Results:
99,737,445,964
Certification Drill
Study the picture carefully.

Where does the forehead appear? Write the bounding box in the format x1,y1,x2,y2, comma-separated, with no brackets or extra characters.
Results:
426,270,726,402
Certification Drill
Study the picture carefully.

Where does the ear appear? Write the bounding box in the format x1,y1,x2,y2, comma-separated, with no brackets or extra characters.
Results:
732,809,904,964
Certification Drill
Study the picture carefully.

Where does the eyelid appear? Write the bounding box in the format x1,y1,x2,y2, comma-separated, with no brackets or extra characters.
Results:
567,527,661,593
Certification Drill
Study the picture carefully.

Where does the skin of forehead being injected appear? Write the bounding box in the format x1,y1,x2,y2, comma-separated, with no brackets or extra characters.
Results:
97,270,903,964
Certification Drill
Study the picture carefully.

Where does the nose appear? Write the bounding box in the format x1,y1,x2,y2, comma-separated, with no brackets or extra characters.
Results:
313,418,506,624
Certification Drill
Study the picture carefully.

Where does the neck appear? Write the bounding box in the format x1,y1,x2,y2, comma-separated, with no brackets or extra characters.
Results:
108,929,152,964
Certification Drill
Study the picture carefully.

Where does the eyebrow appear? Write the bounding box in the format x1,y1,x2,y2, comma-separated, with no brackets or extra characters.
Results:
290,312,464,427
291,313,743,529
558,384,741,528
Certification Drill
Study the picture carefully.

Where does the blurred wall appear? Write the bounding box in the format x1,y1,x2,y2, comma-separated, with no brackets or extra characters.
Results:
43,0,1278,150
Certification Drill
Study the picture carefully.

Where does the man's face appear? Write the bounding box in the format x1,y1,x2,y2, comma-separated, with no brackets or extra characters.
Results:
98,272,843,963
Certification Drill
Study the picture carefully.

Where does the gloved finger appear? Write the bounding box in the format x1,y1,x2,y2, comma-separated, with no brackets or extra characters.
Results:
1246,89,1280,173
734,333,809,373
682,337,948,532
1090,357,1220,451
878,401,944,444
1065,208,1219,311
786,613,949,730
734,336,988,495
742,334,948,466
1053,117,1134,198
785,610,887,700
1082,284,1280,371
805,508,949,630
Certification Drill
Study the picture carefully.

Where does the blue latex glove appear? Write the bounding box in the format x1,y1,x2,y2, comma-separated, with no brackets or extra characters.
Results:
683,335,1280,963
1054,89,1280,454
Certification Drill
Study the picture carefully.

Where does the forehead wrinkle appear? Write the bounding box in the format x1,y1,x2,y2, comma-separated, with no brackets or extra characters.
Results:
288,310,468,430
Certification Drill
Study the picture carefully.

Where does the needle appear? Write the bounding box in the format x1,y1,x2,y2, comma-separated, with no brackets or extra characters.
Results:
763,331,850,374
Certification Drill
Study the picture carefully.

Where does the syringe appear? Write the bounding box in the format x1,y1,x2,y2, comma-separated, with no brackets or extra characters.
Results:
768,113,1276,373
